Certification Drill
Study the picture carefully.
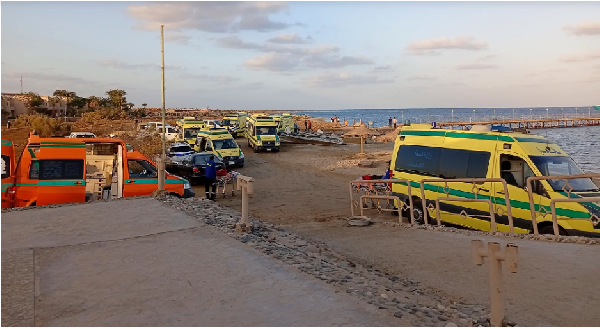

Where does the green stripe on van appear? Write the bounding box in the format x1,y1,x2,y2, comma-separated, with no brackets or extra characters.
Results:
38,180,86,187
446,132,499,141
391,178,591,219
514,137,549,143
401,130,446,137
125,178,183,185
1,140,13,146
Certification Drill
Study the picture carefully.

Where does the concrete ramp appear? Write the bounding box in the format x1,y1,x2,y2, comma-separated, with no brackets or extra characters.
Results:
1,199,399,326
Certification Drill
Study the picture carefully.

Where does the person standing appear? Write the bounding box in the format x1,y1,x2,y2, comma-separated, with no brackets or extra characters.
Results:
388,117,393,128
307,120,312,131
393,117,397,129
304,120,308,131
205,155,217,201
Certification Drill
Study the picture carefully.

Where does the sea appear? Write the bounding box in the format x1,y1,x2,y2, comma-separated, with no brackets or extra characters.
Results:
294,108,600,173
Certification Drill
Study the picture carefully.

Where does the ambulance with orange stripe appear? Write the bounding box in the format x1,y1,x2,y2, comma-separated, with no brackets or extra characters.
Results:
1,132,193,208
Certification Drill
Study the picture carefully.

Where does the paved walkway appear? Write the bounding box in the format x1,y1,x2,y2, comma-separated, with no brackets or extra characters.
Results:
1,199,400,326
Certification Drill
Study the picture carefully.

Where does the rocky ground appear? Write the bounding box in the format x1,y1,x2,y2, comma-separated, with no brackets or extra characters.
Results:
160,195,515,327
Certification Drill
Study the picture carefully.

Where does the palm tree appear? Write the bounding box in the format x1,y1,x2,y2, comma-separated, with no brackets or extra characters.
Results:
142,103,148,109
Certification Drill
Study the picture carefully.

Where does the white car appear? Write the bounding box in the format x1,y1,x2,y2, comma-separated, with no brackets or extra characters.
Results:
204,120,222,128
68,132,96,138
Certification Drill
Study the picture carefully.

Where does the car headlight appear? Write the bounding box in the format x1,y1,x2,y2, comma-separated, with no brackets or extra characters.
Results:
240,153,244,159
184,181,191,189
257,140,262,145
275,141,280,146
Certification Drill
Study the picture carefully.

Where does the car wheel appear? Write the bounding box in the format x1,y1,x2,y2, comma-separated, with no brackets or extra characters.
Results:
539,225,567,236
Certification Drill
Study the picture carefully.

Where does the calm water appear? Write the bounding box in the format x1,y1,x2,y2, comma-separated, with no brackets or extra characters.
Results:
294,108,599,173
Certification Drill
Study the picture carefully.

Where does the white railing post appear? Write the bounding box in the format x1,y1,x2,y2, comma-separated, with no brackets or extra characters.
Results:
472,240,518,327
235,175,254,233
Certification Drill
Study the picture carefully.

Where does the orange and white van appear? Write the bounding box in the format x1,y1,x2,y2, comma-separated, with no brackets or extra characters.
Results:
1,132,194,208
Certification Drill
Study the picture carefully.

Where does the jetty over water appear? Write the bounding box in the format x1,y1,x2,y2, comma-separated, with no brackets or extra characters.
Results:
436,117,600,130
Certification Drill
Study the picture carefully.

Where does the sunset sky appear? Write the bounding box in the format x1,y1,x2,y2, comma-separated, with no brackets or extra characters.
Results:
2,1,599,111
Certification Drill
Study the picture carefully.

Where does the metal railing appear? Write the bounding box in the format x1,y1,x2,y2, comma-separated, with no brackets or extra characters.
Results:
549,197,600,238
420,178,514,234
349,179,414,224
526,174,600,235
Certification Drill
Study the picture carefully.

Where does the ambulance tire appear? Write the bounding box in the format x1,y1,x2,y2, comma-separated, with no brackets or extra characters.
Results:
538,225,568,236
411,198,428,225
253,145,259,153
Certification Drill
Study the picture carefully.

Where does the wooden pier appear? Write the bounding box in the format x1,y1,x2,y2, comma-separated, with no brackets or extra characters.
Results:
436,117,600,130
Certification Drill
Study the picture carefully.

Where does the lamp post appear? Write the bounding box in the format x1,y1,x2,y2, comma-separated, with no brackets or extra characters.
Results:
512,108,515,120
561,108,564,118
451,109,454,121
576,107,578,117
530,108,533,120
159,24,166,191
546,108,549,118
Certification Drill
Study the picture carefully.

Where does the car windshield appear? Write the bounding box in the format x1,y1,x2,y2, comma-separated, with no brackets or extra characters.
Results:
193,154,221,166
193,154,211,166
212,138,238,150
222,119,233,126
530,156,599,192
257,126,277,135
184,128,200,139
170,146,193,153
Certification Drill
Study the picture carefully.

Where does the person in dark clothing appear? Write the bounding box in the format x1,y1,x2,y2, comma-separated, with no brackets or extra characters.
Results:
205,155,217,200
388,117,393,128
304,120,308,131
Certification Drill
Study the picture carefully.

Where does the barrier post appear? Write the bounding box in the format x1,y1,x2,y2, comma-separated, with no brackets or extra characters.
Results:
235,175,254,233
472,240,518,327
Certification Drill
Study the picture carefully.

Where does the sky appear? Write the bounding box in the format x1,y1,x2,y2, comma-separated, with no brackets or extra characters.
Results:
1,1,599,111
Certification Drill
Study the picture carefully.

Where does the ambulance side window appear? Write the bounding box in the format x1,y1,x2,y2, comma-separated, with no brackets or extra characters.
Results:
1,155,10,179
29,160,39,179
205,140,213,151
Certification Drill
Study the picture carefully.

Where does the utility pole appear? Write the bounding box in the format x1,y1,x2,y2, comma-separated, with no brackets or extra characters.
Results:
20,76,23,94
159,24,167,190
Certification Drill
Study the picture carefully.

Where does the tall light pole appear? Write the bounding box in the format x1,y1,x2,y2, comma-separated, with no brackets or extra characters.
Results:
512,108,515,120
159,24,166,190
546,108,549,118
576,107,578,117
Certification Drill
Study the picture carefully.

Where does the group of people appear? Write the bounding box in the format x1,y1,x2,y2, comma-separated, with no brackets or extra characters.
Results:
388,117,398,129
304,120,312,131
330,115,340,123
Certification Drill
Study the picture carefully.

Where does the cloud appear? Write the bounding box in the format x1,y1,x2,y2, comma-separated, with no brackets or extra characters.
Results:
2,71,98,86
215,35,370,71
244,53,300,72
559,50,600,62
165,32,192,45
267,33,313,44
371,65,393,72
406,75,436,81
564,21,600,36
127,2,291,33
304,72,394,88
407,36,488,55
179,72,240,84
98,60,184,71
456,64,499,70
478,55,496,61
303,55,373,69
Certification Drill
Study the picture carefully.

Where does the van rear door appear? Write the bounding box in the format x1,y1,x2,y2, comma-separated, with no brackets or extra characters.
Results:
1,140,16,208
36,141,87,206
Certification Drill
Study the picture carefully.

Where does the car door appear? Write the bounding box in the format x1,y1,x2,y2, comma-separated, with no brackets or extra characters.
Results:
492,152,541,234
36,141,86,206
123,158,158,197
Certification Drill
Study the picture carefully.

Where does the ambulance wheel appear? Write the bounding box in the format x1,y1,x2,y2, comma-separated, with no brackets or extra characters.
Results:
253,145,259,153
538,225,568,236
411,198,428,225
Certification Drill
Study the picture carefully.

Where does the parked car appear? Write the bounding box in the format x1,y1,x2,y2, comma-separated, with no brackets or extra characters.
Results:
176,152,225,185
204,120,222,128
168,142,195,165
68,132,96,138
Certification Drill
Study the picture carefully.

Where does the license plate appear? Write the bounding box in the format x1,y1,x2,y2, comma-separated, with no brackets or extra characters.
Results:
229,161,235,165
266,148,271,151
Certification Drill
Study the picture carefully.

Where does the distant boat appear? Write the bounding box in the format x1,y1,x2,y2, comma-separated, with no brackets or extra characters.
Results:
594,105,600,111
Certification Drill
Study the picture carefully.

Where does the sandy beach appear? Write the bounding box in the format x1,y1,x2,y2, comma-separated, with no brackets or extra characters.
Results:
199,138,600,327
